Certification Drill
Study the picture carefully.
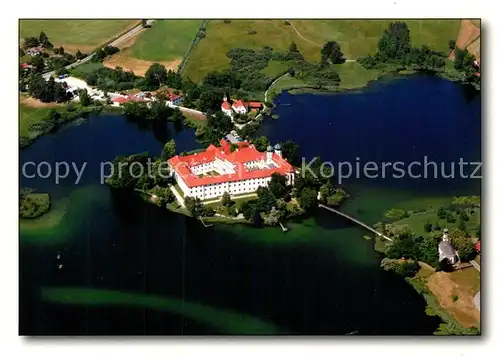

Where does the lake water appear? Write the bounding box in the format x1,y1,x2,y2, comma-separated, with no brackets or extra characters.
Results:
19,75,481,335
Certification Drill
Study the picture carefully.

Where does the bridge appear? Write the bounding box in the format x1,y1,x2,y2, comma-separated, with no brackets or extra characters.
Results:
318,204,393,241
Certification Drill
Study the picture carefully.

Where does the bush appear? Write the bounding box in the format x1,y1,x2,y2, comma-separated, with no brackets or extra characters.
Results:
380,258,420,278
283,20,290,25
248,30,257,35
223,20,232,24
451,295,459,302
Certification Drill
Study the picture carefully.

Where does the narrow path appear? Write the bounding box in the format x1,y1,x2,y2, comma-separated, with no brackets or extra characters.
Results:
288,21,322,47
169,185,185,208
288,21,356,62
470,260,481,272
265,73,290,102
318,204,392,241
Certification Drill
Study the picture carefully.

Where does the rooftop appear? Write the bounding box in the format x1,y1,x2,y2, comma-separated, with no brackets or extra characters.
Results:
168,141,295,187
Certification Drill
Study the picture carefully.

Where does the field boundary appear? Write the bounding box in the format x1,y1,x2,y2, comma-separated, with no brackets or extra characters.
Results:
92,20,142,53
178,20,209,75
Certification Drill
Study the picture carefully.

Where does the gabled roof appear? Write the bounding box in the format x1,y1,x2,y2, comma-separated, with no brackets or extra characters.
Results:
232,99,247,109
221,101,232,110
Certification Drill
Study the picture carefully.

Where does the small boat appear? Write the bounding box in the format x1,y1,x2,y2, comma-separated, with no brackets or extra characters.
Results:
345,330,359,335
57,264,63,270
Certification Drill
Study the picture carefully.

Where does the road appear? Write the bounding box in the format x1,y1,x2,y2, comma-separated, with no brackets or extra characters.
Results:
43,20,155,80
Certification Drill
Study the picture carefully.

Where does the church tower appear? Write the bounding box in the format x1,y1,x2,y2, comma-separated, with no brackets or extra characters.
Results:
274,143,282,157
266,145,274,164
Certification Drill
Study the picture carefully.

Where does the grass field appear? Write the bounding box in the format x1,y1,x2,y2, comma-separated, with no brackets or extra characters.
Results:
70,62,104,78
290,20,461,58
183,20,321,83
131,20,202,61
19,20,138,52
333,62,385,89
20,103,53,137
393,207,480,237
184,19,460,84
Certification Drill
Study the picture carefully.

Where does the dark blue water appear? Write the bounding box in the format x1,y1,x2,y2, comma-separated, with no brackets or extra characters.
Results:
260,75,481,194
19,75,481,335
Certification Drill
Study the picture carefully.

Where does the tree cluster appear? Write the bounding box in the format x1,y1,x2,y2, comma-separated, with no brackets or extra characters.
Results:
358,22,446,72
93,45,120,62
27,74,72,103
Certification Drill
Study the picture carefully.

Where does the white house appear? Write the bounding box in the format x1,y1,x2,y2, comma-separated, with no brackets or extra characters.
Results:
168,140,295,201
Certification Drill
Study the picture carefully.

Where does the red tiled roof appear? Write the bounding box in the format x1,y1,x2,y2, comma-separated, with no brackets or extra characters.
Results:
248,101,262,108
129,95,145,102
169,94,182,101
221,101,232,110
111,97,129,104
168,142,295,188
20,63,31,69
475,241,480,252
475,72,481,77
232,100,247,109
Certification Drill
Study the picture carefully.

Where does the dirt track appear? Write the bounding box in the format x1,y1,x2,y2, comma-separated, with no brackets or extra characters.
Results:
426,269,480,328
449,19,480,60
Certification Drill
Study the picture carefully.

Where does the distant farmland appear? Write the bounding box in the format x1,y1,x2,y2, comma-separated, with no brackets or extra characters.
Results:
183,19,461,83
131,20,202,61
102,20,202,77
19,20,138,52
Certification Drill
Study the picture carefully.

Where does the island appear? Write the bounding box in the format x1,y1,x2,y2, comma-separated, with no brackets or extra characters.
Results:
19,188,51,219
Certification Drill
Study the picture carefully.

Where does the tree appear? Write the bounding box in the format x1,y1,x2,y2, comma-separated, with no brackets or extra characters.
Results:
141,19,148,28
76,49,85,60
145,63,168,88
256,187,276,213
476,224,481,240
23,36,40,48
298,187,317,211
221,192,232,207
457,219,467,234
288,42,299,53
320,41,345,64
230,143,239,152
161,139,176,160
253,136,270,152
30,55,45,72
185,196,204,217
281,140,301,167
78,89,91,106
268,173,287,199
448,39,456,50
424,222,433,233
149,100,172,121
449,229,475,261
378,21,411,61
38,31,52,48
197,89,224,112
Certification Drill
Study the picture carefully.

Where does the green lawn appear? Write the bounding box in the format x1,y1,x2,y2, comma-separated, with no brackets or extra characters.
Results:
70,62,104,78
183,20,320,83
19,20,137,50
290,20,461,58
261,60,291,77
20,104,53,137
393,207,480,237
334,62,385,89
130,20,202,62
